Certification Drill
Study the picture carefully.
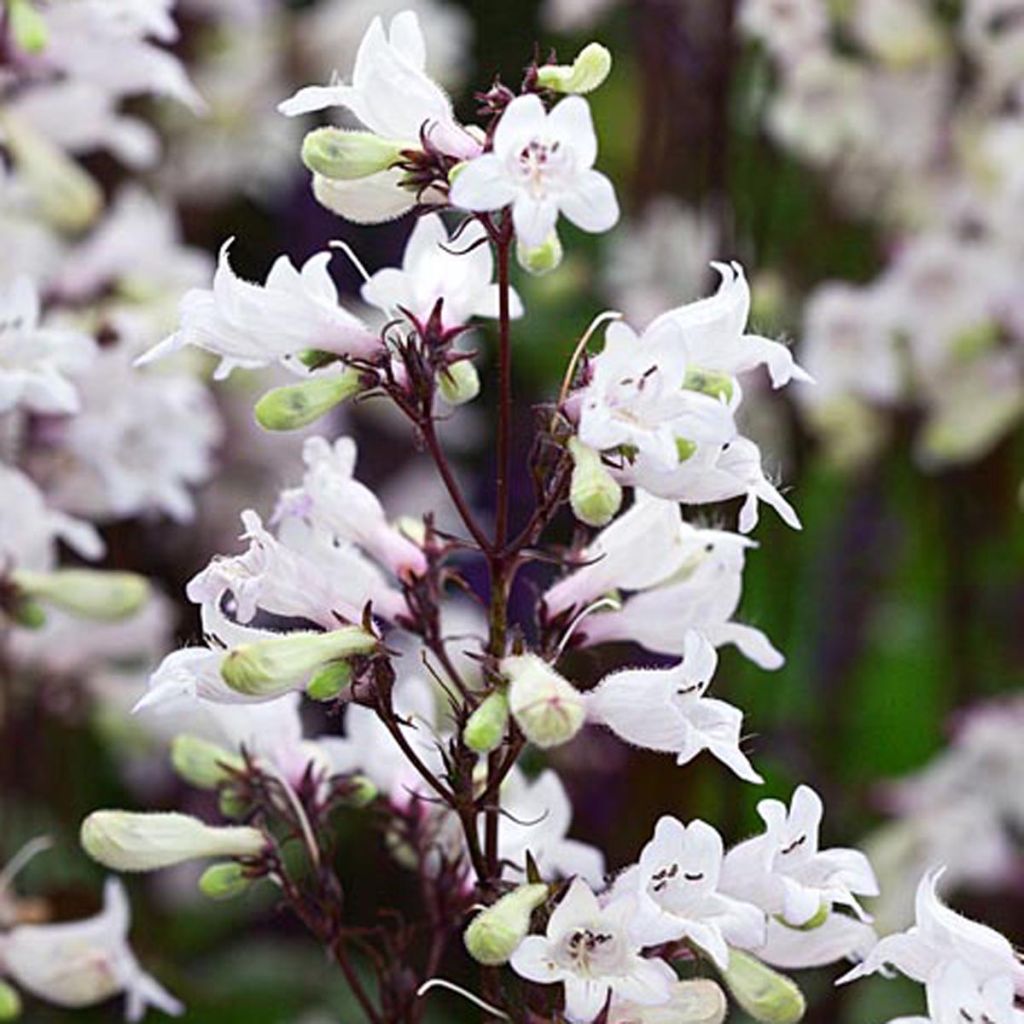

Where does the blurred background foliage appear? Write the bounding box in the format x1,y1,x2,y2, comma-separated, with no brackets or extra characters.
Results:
3,0,1023,1021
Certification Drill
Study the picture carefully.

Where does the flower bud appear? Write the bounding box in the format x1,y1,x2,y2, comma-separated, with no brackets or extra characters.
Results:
219,789,248,819
516,230,563,276
171,735,243,790
9,598,45,629
305,659,353,701
81,811,266,872
464,690,510,754
341,775,379,808
503,654,585,749
568,437,622,527
198,862,252,901
614,979,727,1024
12,569,149,621
220,626,377,698
536,43,613,95
254,369,363,431
720,949,806,1024
684,367,734,402
438,360,481,405
0,981,21,1021
464,883,548,965
0,114,102,231
9,0,48,53
302,127,406,180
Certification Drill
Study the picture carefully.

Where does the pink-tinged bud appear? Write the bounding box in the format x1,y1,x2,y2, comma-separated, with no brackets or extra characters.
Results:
502,654,585,749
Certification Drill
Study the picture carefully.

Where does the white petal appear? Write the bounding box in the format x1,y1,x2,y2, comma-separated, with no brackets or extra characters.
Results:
450,154,517,213
559,170,619,235
492,93,548,159
546,95,598,168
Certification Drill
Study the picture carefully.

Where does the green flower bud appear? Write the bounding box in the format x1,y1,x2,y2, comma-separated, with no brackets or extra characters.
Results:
81,811,266,872
301,127,406,181
568,437,622,527
720,949,806,1024
464,690,510,754
516,230,564,275
219,789,248,820
676,437,698,462
464,883,548,965
503,653,585,749
198,862,252,901
536,43,613,95
221,627,377,698
0,981,21,1021
171,735,243,790
342,775,379,808
438,360,481,405
8,0,47,53
684,367,734,402
12,569,149,621
9,598,45,629
305,659,353,701
254,369,363,431
0,114,102,231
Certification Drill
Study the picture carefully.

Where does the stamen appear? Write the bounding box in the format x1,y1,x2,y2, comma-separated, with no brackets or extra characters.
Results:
557,309,623,409
417,978,510,1019
0,835,54,898
555,595,623,659
328,239,374,286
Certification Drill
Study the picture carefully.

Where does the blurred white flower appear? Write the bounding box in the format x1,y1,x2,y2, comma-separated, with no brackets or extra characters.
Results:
452,94,619,249
737,0,829,61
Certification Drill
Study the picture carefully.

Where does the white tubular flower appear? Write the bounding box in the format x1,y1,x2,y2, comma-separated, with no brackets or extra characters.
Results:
576,523,784,670
0,275,96,415
752,914,877,970
361,214,523,327
498,768,606,887
883,959,1024,1024
82,811,266,872
0,879,182,1021
737,0,830,61
139,240,380,379
576,318,737,473
0,465,104,572
644,262,811,390
588,631,764,783
617,817,765,970
509,877,675,1024
293,436,427,579
721,785,880,928
837,868,1024,996
187,510,368,629
450,93,620,249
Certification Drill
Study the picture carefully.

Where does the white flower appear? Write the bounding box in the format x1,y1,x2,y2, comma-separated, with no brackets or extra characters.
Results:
187,509,402,629
0,878,182,1021
577,318,737,473
509,877,675,1024
721,785,879,927
498,768,606,887
885,959,1024,1024
44,343,221,523
0,465,103,571
279,10,476,158
0,276,96,415
450,93,619,249
140,240,379,379
737,0,829,61
838,868,1024,995
615,816,766,970
287,435,427,579
754,913,877,970
572,517,784,670
361,213,523,327
644,262,811,390
588,631,764,783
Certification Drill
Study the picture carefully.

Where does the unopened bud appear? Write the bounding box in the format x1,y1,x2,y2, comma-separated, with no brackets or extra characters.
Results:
503,653,585,749
199,862,252,901
9,598,45,629
464,883,548,965
8,0,47,53
464,690,510,754
616,979,728,1024
0,981,20,1021
81,811,266,872
302,127,405,180
516,230,563,275
684,367,734,402
341,774,379,808
221,627,377,698
254,369,363,431
306,659,353,701
438,360,481,405
171,735,243,790
537,43,612,95
12,569,149,621
568,437,622,527
720,949,806,1024
219,789,248,820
